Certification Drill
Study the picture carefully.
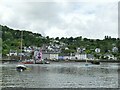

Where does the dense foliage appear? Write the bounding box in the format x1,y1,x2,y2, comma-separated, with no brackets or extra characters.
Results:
1,25,50,56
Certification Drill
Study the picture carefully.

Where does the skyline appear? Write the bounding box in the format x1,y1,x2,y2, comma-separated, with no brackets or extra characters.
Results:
0,0,119,39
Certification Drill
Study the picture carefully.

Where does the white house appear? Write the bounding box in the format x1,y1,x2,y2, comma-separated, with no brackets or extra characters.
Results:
24,46,33,53
9,50,17,56
112,46,118,52
65,47,69,50
87,54,94,60
95,48,100,53
75,53,87,60
42,52,59,60
104,54,116,60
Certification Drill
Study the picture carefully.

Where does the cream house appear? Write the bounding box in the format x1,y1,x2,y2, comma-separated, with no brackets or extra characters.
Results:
42,52,59,60
75,53,87,60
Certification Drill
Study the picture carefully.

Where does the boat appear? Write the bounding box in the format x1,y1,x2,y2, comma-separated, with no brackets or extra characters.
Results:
22,59,50,64
35,60,50,64
22,59,34,64
22,62,34,64
90,60,100,65
16,64,27,72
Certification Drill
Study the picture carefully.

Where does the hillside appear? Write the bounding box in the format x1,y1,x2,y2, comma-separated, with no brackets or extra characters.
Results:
1,25,50,56
1,25,120,59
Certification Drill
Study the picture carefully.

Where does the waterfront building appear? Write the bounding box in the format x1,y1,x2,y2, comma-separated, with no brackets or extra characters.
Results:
9,50,17,56
75,53,87,60
87,54,94,60
63,56,70,60
42,52,59,60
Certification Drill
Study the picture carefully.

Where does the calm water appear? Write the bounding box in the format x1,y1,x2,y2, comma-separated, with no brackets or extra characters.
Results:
1,62,119,88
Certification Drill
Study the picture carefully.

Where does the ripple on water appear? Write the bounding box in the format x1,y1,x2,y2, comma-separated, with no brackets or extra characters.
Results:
1,63,119,88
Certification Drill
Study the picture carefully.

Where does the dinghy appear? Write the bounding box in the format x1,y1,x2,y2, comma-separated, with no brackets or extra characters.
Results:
16,64,27,72
90,60,100,65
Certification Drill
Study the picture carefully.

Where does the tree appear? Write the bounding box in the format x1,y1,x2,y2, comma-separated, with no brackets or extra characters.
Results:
46,36,49,40
55,37,59,41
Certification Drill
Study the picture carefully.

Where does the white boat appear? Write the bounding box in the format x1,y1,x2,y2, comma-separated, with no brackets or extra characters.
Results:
16,64,27,71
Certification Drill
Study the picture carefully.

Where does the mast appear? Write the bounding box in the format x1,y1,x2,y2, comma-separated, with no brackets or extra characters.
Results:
40,49,42,61
85,56,88,66
20,31,23,61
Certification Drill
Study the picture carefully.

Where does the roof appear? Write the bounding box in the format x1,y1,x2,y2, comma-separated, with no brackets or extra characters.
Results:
42,52,59,54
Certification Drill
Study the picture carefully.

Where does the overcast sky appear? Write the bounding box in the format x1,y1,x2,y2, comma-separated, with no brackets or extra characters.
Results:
0,0,119,39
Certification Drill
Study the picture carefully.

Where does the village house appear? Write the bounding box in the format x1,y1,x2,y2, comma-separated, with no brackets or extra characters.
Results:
104,54,117,60
42,52,59,60
75,53,87,60
87,54,94,60
9,50,17,56
95,48,101,53
112,46,118,52
24,46,34,53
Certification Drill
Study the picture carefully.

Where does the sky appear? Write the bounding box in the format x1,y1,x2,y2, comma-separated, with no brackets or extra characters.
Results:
0,0,119,39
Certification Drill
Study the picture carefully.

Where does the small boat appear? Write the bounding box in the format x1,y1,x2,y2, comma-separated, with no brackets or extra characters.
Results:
22,62,34,64
3,62,9,64
16,64,27,72
44,61,50,64
90,60,100,65
35,60,50,64
22,59,34,64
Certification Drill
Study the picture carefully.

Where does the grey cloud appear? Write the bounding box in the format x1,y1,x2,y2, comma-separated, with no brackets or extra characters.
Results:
0,1,118,39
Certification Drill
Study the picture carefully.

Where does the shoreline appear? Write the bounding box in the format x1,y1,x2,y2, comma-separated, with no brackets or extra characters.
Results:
1,59,120,63
49,59,120,63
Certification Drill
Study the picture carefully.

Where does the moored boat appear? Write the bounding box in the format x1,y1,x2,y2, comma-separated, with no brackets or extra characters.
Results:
16,64,27,72
22,61,34,64
35,59,50,64
90,60,100,65
22,59,34,64
20,58,50,64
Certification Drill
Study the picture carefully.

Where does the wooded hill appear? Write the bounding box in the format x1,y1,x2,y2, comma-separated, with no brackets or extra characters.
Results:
1,25,50,56
1,25,120,59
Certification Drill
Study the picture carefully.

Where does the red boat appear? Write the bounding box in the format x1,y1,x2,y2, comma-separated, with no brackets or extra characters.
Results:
22,61,34,64
22,59,34,64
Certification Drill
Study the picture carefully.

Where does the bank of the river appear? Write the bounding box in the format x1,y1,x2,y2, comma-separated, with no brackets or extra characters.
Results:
50,59,120,63
1,59,120,63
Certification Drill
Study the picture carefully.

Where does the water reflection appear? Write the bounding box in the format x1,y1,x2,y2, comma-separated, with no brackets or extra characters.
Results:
1,62,119,88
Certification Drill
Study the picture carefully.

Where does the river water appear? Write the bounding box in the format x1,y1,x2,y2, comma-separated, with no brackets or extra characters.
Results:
1,62,119,88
